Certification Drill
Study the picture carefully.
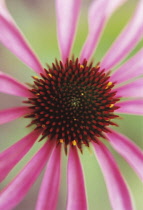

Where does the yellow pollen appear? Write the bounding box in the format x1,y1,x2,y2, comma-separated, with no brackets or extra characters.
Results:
42,124,45,128
33,76,39,79
48,73,52,78
81,93,84,96
59,139,64,143
36,93,40,95
96,63,100,69
72,140,77,146
80,65,84,69
110,104,114,108
106,82,112,89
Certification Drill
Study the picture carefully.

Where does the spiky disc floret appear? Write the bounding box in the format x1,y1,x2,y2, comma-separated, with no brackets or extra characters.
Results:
24,58,120,151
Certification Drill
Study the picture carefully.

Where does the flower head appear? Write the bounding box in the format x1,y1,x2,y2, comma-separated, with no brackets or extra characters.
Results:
0,0,143,210
24,58,120,152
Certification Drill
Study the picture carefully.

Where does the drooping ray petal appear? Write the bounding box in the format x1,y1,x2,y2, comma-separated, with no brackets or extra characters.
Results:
0,129,41,182
110,49,143,84
93,141,133,210
80,0,127,62
114,78,143,98
36,145,61,210
116,99,143,115
0,2,43,74
0,72,32,97
106,129,143,181
101,0,143,70
0,106,29,125
80,0,108,62
0,140,54,210
66,147,87,210
56,0,81,62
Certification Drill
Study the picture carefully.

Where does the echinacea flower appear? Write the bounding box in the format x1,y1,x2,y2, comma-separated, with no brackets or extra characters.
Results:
0,0,143,209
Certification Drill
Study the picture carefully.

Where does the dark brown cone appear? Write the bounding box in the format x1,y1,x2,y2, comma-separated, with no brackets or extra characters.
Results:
24,58,120,151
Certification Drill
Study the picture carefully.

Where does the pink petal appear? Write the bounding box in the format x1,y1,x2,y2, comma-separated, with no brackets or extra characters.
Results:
56,0,81,62
116,99,143,115
0,2,43,74
105,0,127,17
93,141,133,210
110,49,143,84
105,129,143,181
0,129,41,182
0,106,29,125
80,0,127,62
66,147,87,210
0,71,32,97
0,140,54,210
114,78,143,98
80,0,108,62
36,145,61,210
101,1,143,70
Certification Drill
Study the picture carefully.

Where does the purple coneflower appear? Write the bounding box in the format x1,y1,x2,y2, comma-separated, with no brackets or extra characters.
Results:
0,0,143,210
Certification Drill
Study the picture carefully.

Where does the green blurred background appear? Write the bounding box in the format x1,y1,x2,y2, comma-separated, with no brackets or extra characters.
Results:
0,0,143,209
